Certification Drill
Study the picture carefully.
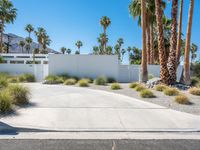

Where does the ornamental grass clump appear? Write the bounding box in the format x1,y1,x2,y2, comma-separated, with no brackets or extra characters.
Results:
129,82,139,89
94,76,107,85
111,83,121,90
154,84,168,92
44,75,62,84
18,73,35,82
7,84,30,105
163,87,179,96
135,84,146,92
0,90,12,113
64,78,77,85
78,79,89,87
0,77,8,89
175,94,190,105
188,87,200,96
140,89,156,98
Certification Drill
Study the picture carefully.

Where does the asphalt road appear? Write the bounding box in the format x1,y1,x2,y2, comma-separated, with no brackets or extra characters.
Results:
0,139,200,150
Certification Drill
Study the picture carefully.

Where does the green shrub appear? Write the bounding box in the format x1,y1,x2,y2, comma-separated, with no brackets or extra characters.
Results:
0,90,12,113
148,74,154,80
175,94,190,105
44,75,62,84
107,77,116,83
78,79,89,87
58,74,70,82
94,76,107,85
8,77,19,83
18,74,35,82
111,83,121,90
135,84,146,92
164,87,179,96
154,84,168,91
140,89,156,98
191,77,200,87
129,82,139,89
82,78,93,83
188,87,200,96
0,77,8,89
64,78,77,85
7,84,30,105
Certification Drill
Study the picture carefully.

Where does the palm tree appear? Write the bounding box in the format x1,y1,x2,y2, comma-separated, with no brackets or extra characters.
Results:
100,16,111,51
41,34,51,53
105,46,113,55
117,38,124,47
75,41,83,54
140,0,148,82
0,0,17,52
18,40,25,53
35,27,46,50
25,37,33,53
114,44,121,60
191,44,198,63
60,47,66,54
66,49,71,55
176,0,183,67
167,0,178,85
121,49,126,62
182,0,194,85
97,33,108,54
155,0,169,84
25,24,34,38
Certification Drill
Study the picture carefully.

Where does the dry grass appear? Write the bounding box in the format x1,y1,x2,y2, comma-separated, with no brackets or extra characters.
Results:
188,87,200,96
175,94,190,105
78,79,89,87
129,82,139,89
111,83,121,90
163,87,179,96
64,78,77,85
135,84,146,92
154,84,168,92
140,89,156,98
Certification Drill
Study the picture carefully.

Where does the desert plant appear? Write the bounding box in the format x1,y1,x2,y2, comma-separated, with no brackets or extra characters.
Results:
0,77,8,89
154,84,168,91
18,74,35,82
94,76,107,85
7,84,30,105
188,87,200,96
44,75,62,84
0,90,12,113
129,82,139,89
64,78,77,85
164,87,180,96
58,74,70,82
111,83,121,90
107,77,116,83
78,79,89,87
191,77,200,87
7,76,19,83
135,84,146,92
140,89,156,98
175,94,190,104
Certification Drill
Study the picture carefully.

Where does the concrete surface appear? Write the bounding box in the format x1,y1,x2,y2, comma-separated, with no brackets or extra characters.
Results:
1,139,200,150
1,83,200,132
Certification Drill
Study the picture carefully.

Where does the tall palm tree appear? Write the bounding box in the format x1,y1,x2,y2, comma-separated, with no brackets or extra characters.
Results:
60,47,66,54
25,37,33,53
18,40,25,53
41,34,51,53
0,0,17,52
155,0,169,85
92,46,99,55
75,41,83,54
35,27,46,50
176,0,183,67
140,0,148,82
100,16,111,51
182,0,194,85
121,49,126,62
66,48,71,55
25,24,34,38
106,46,113,55
167,0,178,85
97,33,108,54
117,38,124,47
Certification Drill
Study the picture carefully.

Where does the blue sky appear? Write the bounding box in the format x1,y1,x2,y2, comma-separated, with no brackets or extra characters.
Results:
5,0,200,64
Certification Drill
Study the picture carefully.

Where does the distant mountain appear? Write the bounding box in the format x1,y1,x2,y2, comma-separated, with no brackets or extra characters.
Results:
2,33,58,54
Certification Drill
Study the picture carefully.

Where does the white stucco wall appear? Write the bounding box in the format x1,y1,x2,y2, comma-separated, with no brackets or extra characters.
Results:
48,54,119,80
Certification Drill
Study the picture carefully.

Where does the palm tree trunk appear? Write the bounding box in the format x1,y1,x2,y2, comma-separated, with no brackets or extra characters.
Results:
146,24,151,64
140,0,148,82
150,24,154,64
155,0,169,85
167,0,178,85
182,0,194,85
0,20,4,53
103,28,106,53
176,0,183,67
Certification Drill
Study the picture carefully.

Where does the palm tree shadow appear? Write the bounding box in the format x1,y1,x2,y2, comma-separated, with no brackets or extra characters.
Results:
0,122,18,135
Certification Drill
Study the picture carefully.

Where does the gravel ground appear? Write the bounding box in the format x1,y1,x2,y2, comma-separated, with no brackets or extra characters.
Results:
86,83,200,115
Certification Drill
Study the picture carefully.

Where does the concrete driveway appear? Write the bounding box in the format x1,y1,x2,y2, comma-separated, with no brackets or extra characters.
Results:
1,83,200,132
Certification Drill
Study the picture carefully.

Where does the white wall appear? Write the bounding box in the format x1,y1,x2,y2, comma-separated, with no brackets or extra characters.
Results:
48,54,119,80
